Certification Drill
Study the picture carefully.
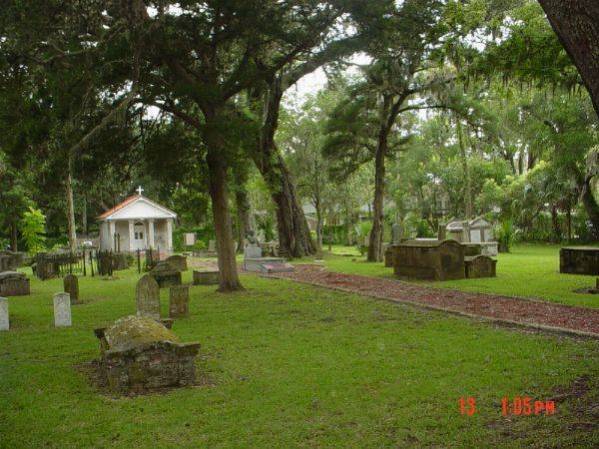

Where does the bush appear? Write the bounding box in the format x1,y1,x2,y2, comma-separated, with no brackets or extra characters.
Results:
495,220,515,253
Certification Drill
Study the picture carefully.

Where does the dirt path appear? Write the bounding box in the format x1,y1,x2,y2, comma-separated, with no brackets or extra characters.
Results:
267,265,599,337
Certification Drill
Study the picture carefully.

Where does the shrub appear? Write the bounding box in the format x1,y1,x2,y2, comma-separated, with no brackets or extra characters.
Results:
495,220,515,253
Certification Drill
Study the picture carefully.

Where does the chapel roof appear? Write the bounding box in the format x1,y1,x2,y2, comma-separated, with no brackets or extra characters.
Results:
98,194,177,221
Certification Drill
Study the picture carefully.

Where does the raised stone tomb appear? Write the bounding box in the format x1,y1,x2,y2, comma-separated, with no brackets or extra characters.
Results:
0,271,30,296
94,315,200,394
560,247,599,276
393,239,465,281
193,270,219,285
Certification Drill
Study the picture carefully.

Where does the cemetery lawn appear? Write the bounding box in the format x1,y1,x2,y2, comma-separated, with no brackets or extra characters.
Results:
1,268,599,448
321,244,599,309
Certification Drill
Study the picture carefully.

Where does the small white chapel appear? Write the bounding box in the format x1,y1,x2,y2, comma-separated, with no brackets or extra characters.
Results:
98,187,177,253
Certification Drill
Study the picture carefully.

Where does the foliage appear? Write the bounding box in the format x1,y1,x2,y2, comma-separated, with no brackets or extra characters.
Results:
19,207,46,255
495,220,515,253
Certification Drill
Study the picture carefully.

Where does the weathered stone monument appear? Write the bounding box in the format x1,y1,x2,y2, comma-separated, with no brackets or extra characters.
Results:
0,251,24,272
193,270,219,285
464,255,497,278
166,255,188,272
393,239,466,281
169,285,190,318
243,242,294,274
136,274,160,320
63,274,79,304
391,222,403,245
446,217,498,256
560,247,599,275
150,261,182,288
53,292,72,327
94,315,200,394
0,271,30,296
0,297,8,331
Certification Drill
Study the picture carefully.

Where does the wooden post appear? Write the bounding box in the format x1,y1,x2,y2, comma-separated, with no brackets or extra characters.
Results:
83,250,87,276
137,249,141,274
90,250,95,277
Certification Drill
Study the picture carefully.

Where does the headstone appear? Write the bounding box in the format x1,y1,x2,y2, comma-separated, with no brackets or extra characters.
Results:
464,255,497,278
136,274,160,320
208,240,217,253
244,243,262,259
437,223,446,241
169,285,190,318
0,297,8,331
63,274,79,304
166,255,188,272
53,292,72,327
391,223,403,244
183,233,196,246
193,270,219,285
150,261,182,288
560,247,599,275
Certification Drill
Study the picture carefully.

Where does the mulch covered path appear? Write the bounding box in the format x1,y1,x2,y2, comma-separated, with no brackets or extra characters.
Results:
267,265,599,337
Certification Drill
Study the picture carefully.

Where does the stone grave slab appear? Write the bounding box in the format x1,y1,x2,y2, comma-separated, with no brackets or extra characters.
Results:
53,292,72,327
464,255,497,278
244,257,294,274
169,285,190,318
63,274,79,304
166,255,188,272
193,270,219,285
136,274,160,320
0,297,8,331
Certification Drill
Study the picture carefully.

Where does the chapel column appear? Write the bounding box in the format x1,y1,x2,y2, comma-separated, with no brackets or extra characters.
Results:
128,219,135,252
148,219,155,249
109,221,116,251
166,219,173,251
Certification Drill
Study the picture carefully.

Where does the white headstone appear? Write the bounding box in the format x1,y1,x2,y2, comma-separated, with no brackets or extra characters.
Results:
0,297,8,331
53,292,72,327
184,233,196,246
244,243,262,259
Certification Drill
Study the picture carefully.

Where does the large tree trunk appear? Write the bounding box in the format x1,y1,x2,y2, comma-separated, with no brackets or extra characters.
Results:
580,179,599,239
235,186,252,254
251,81,316,258
538,0,599,117
367,141,386,262
66,157,77,252
205,120,243,292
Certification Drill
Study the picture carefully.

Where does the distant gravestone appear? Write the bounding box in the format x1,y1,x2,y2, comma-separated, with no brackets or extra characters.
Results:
244,243,262,259
166,255,188,272
391,223,402,244
53,293,72,327
437,223,446,241
136,274,160,320
63,274,79,304
193,270,219,285
208,240,217,253
169,285,189,318
0,297,8,331
183,233,196,246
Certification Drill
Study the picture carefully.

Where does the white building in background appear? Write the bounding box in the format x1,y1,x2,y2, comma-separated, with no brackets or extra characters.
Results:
98,187,177,252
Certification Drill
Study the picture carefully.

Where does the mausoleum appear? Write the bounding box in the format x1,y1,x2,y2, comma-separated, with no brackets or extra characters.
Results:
98,187,177,253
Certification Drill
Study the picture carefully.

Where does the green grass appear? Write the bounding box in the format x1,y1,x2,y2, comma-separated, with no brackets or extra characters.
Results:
316,244,599,308
1,267,598,448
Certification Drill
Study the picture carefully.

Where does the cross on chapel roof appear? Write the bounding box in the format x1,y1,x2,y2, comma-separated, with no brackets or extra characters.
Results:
136,186,144,196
